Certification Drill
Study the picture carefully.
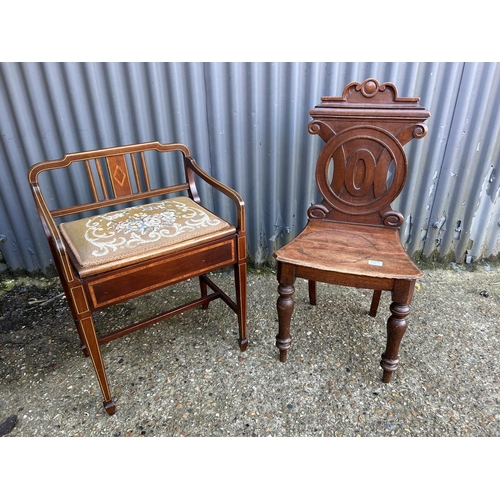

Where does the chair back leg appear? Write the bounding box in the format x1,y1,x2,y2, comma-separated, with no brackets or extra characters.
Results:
369,290,382,317
308,280,317,305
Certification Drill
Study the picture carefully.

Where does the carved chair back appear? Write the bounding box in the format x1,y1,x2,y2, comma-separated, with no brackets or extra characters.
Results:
307,78,430,228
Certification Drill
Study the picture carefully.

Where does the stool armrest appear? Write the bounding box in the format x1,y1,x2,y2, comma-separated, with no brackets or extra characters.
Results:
184,156,246,234
29,183,75,283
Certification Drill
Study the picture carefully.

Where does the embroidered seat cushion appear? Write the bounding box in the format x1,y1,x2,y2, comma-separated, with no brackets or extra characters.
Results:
59,196,235,277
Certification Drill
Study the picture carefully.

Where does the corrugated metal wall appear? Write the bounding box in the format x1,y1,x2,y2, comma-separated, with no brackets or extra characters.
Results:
1,62,499,273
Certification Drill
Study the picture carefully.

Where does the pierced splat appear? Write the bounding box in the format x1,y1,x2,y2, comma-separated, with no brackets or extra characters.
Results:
308,78,429,227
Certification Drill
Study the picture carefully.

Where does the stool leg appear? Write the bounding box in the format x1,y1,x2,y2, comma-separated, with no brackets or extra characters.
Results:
76,314,116,415
199,275,209,310
235,261,248,352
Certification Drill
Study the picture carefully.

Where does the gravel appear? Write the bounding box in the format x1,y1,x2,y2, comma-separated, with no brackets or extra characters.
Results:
1,263,500,438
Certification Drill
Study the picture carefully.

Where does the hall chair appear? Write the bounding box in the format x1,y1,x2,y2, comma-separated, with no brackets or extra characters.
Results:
28,141,247,415
274,79,430,382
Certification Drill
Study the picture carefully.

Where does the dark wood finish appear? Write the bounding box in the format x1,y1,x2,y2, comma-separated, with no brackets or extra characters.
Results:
274,79,430,382
28,141,247,415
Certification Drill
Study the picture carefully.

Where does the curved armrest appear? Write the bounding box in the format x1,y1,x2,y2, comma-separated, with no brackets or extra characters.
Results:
30,183,76,283
184,156,246,234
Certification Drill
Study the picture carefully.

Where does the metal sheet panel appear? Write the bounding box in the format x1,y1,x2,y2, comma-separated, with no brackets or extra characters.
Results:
1,62,499,273
423,63,500,262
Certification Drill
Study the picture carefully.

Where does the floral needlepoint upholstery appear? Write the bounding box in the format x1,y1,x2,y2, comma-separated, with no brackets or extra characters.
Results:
59,196,235,276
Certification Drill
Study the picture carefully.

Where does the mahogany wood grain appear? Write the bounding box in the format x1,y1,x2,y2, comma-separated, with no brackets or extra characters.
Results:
28,141,247,415
274,79,430,382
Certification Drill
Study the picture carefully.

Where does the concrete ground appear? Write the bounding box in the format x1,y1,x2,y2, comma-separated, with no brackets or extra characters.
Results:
1,261,500,438
1,262,498,495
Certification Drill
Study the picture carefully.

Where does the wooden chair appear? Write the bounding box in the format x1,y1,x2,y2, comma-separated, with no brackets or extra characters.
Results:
274,79,430,382
28,141,247,415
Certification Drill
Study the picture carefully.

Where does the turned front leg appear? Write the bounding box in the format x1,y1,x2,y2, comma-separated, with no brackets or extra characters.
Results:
380,302,410,383
275,263,297,362
276,282,295,361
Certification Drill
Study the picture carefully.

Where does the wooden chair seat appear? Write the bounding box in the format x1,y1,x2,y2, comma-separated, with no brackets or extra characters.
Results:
60,196,235,277
275,221,423,281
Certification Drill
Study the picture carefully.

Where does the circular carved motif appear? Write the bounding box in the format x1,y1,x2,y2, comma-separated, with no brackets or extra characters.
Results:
356,79,386,98
316,126,407,216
